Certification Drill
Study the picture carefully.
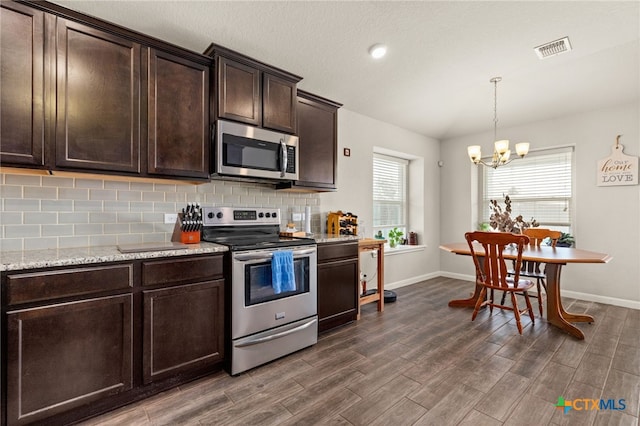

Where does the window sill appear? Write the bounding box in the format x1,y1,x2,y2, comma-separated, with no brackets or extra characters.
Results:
384,244,426,256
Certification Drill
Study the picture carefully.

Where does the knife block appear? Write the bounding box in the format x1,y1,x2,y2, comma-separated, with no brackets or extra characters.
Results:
180,231,200,244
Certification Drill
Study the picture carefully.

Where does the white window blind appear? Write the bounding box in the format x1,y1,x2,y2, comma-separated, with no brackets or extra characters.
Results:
373,153,408,230
481,147,573,227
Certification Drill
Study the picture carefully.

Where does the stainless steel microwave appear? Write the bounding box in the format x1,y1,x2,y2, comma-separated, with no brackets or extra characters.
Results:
213,120,299,181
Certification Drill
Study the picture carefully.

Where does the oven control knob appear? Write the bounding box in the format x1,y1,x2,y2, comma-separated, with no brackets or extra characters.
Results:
207,212,214,219
272,212,277,218
265,212,271,218
216,212,223,219
258,212,264,218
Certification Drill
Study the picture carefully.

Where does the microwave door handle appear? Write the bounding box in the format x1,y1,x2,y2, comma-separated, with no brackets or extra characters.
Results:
280,139,287,178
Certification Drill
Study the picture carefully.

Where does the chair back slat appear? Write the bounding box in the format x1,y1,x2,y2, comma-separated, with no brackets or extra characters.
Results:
465,231,530,289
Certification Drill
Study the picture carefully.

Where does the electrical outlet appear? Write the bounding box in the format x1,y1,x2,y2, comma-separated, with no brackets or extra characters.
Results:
292,213,304,221
164,213,178,224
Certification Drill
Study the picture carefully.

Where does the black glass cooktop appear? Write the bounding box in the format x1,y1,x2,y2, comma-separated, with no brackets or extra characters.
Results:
201,225,315,251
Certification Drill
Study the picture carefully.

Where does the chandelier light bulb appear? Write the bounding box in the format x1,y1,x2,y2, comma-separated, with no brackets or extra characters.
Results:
516,142,530,157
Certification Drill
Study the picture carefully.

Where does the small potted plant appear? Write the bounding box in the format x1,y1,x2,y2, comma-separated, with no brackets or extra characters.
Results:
387,227,404,248
557,232,575,247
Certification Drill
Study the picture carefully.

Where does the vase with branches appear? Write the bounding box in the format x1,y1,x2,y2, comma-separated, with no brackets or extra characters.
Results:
489,194,539,234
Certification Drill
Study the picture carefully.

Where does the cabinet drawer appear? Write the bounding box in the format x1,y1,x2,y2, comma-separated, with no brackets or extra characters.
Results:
142,255,223,286
5,264,133,305
318,241,358,263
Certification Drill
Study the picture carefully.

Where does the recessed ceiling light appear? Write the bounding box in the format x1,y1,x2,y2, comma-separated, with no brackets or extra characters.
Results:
368,44,387,59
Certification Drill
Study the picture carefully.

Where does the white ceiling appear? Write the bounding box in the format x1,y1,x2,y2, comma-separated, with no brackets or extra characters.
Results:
53,1,640,140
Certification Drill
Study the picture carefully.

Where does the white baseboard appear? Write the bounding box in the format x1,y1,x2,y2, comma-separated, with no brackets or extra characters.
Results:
385,272,441,290
410,272,640,310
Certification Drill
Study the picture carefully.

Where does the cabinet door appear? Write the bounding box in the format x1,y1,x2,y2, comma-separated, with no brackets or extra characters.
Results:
143,280,224,384
217,56,261,126
318,258,359,332
55,18,141,173
296,95,339,189
0,2,46,167
6,294,133,426
148,49,209,178
263,73,296,133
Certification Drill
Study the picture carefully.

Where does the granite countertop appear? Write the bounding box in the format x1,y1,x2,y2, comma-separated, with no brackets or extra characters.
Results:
312,234,361,244
0,242,228,272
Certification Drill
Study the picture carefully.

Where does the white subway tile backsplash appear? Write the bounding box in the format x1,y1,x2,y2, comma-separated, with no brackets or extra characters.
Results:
24,186,57,199
89,212,117,223
142,191,164,202
59,212,89,224
104,201,130,212
90,235,118,247
74,223,104,235
59,188,89,200
118,190,142,201
42,224,73,237
75,178,104,189
117,212,142,223
1,172,320,251
104,181,130,190
24,237,58,250
74,200,103,212
5,199,40,212
5,174,41,186
6,224,40,238
1,185,23,198
1,212,23,224
90,189,117,201
58,236,90,248
130,202,154,212
24,212,57,224
0,238,23,251
43,176,73,187
104,223,130,234
42,200,73,211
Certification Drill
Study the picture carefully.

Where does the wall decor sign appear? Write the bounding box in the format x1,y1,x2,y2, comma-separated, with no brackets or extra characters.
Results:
597,135,638,186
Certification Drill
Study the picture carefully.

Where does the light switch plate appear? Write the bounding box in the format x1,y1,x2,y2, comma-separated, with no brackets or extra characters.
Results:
164,213,178,224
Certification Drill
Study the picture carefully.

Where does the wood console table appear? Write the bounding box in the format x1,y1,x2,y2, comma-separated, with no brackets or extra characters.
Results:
358,238,385,319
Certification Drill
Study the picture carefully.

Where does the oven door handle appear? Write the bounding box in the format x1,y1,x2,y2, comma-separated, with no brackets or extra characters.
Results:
234,248,315,261
234,318,316,348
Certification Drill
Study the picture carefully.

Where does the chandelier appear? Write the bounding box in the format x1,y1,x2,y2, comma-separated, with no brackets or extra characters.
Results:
467,77,530,168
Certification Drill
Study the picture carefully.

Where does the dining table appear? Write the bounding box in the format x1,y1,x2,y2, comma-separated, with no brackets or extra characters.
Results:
439,242,613,339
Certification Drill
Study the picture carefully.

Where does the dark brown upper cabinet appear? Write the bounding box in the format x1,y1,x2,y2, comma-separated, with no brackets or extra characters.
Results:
0,2,48,168
0,0,212,181
55,17,142,173
147,48,210,179
278,90,342,191
205,43,301,134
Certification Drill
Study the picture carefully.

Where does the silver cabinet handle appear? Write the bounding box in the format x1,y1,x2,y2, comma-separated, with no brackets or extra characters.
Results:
233,247,315,261
235,318,316,347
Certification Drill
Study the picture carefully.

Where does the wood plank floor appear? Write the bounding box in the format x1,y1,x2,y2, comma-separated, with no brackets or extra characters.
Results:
79,277,640,426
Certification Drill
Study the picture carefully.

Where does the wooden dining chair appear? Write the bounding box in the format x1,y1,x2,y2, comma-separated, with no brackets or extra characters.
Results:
502,228,562,316
465,231,535,334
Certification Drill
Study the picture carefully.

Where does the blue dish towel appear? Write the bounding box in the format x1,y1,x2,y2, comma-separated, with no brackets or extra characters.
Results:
272,250,296,294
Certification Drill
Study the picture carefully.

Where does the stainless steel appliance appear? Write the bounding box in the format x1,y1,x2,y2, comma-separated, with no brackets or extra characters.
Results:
213,120,299,181
201,207,317,375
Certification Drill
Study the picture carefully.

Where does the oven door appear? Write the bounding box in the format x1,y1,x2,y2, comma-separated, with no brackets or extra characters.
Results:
231,245,317,339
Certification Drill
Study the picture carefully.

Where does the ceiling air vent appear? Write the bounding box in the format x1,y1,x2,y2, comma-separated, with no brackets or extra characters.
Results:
534,36,572,59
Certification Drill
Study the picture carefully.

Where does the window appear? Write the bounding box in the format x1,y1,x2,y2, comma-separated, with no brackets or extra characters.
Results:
373,153,408,239
480,147,574,233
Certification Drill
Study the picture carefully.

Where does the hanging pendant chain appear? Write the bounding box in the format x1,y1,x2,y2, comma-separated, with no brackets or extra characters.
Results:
493,78,499,142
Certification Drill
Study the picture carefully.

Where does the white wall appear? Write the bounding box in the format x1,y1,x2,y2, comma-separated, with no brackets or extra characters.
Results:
320,108,441,287
440,102,640,307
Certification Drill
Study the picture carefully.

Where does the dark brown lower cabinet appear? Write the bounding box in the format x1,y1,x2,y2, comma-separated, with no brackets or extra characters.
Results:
2,253,225,425
143,280,224,383
317,241,359,333
6,294,133,426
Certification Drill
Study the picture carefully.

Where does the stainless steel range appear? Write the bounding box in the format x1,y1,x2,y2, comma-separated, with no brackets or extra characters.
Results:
201,207,317,375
